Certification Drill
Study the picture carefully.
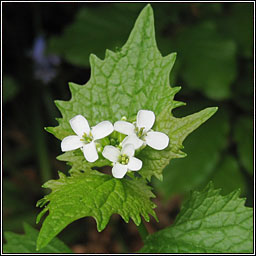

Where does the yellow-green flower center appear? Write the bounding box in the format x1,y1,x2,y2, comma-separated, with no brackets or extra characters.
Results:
118,153,129,165
81,132,93,144
135,126,146,139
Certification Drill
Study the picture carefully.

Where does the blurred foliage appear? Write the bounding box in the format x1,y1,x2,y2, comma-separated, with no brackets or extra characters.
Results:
210,155,246,195
2,2,253,253
218,3,253,58
234,116,253,175
173,22,237,100
3,76,20,104
48,4,145,67
3,223,72,253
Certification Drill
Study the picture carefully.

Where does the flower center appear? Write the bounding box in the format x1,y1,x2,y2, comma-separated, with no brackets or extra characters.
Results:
135,126,146,139
81,132,93,144
118,153,129,165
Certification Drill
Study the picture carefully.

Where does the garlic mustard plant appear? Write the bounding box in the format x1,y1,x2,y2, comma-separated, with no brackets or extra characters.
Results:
61,115,113,162
35,6,251,254
115,110,169,150
102,144,142,178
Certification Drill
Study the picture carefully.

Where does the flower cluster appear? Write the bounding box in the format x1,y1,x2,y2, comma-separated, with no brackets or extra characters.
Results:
61,110,169,179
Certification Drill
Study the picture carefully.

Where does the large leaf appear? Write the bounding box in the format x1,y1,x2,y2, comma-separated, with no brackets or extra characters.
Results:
140,182,253,253
47,4,180,140
36,170,157,250
3,223,72,253
47,4,217,181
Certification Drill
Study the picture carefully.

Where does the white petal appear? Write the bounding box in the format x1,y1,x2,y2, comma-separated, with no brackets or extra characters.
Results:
145,131,169,150
114,121,135,135
61,135,84,151
82,142,98,162
112,163,128,179
127,157,142,171
136,110,155,131
102,145,120,162
70,115,90,137
121,143,135,157
91,121,114,140
122,135,144,150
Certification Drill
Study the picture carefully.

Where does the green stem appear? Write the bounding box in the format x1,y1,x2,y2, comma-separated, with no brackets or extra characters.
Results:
137,221,149,242
31,95,52,184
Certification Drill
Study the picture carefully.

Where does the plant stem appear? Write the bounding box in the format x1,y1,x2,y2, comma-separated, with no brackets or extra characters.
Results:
32,93,52,184
137,221,149,242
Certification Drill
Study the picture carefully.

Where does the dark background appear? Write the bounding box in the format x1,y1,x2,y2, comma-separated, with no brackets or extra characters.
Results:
2,2,254,253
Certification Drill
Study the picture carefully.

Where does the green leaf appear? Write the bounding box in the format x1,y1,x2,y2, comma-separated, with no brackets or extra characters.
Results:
36,170,157,250
140,182,253,253
154,105,228,197
175,21,237,100
234,116,253,175
47,4,217,180
47,4,180,140
3,223,72,253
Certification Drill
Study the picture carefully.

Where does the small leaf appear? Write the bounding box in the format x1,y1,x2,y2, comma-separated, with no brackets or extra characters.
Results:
140,182,253,253
36,170,157,250
3,223,72,253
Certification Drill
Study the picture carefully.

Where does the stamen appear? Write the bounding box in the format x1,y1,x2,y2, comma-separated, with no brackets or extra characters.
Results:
135,126,146,139
118,153,129,165
81,132,93,143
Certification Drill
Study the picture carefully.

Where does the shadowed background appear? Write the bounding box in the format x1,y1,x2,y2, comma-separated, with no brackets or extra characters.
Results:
2,2,254,253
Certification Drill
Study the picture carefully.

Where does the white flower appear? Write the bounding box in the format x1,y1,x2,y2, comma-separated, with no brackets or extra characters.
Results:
114,110,169,150
102,144,142,179
61,115,114,162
